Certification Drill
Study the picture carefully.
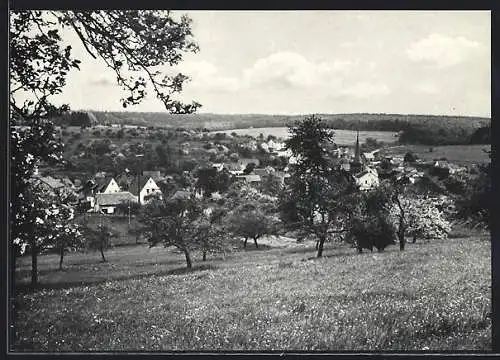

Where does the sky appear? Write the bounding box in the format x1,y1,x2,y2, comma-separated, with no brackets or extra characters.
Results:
51,11,490,117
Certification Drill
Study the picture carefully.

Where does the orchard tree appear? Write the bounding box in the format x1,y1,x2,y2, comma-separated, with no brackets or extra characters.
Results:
82,223,117,262
391,196,452,243
225,200,280,248
49,188,84,270
12,179,82,285
141,192,216,269
195,167,232,198
382,176,452,250
259,172,283,196
10,10,201,288
283,115,357,257
455,152,491,228
197,204,229,261
346,188,396,252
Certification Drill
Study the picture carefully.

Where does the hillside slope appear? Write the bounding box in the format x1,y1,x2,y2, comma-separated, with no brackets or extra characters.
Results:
85,111,490,132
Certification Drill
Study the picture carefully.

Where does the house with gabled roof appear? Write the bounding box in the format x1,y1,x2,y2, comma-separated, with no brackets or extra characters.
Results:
95,177,121,194
353,167,379,191
37,176,66,191
94,191,138,214
236,174,262,184
129,175,163,204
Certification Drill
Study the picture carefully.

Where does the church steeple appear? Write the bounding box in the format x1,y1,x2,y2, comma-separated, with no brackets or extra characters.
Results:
354,129,361,163
350,127,363,174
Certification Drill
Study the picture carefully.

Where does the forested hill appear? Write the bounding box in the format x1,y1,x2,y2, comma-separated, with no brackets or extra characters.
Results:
84,111,490,132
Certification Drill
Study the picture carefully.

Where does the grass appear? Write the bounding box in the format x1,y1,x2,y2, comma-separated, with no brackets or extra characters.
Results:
12,233,491,352
383,145,491,165
213,127,399,146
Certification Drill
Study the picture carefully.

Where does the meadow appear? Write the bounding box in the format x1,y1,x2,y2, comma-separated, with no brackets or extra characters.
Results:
13,230,491,352
212,127,399,146
383,145,492,165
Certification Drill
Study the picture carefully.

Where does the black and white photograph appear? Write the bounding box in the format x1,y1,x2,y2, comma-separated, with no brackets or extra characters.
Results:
8,9,492,352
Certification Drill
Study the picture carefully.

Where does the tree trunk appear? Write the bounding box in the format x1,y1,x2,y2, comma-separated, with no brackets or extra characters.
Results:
394,195,406,252
10,243,17,295
100,243,106,262
202,250,207,261
315,240,319,250
243,237,248,248
183,249,192,269
399,230,406,251
253,236,259,248
412,235,417,244
31,240,38,288
59,242,64,270
317,236,326,258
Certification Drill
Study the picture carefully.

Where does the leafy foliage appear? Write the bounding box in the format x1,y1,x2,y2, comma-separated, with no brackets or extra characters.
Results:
225,200,280,249
140,194,225,268
282,115,357,257
195,167,232,197
82,223,118,262
10,9,202,285
455,157,491,228
390,195,452,242
346,187,396,252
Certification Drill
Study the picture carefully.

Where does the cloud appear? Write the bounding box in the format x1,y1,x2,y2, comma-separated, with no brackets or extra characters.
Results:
177,60,241,92
406,33,481,68
88,73,116,87
341,82,391,98
242,51,353,90
414,80,440,94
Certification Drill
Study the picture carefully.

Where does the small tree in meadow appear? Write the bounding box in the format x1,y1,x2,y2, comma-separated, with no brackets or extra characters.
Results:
390,195,452,243
346,188,396,252
141,192,224,269
83,223,117,262
225,200,279,248
282,115,357,257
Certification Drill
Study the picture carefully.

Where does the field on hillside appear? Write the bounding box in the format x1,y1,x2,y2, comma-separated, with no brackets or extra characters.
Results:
87,111,490,132
383,145,491,165
13,232,490,352
212,127,399,146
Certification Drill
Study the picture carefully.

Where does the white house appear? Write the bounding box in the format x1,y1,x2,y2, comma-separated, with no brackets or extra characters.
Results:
100,178,121,193
354,168,379,191
131,176,163,204
363,149,380,162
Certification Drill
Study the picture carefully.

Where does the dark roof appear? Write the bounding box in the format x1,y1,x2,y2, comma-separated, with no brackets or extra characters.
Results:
354,169,370,178
236,174,261,182
95,192,138,206
129,175,154,195
224,163,242,171
239,158,260,166
38,176,66,189
253,168,269,176
94,177,115,192
170,190,191,200
143,170,162,181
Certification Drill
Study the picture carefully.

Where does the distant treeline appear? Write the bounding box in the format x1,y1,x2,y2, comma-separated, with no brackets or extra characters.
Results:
399,124,491,145
55,111,490,145
52,111,97,128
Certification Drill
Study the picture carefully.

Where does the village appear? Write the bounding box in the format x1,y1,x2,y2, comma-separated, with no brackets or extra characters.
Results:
30,125,466,219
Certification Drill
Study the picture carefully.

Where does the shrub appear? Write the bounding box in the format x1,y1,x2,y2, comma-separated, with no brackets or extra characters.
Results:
404,151,418,163
348,212,396,252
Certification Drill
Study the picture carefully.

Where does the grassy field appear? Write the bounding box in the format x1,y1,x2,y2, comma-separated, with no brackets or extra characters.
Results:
13,231,490,352
86,111,490,132
383,145,491,165
212,127,398,146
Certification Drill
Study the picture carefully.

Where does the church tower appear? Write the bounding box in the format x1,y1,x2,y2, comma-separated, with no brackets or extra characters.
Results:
350,129,363,174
